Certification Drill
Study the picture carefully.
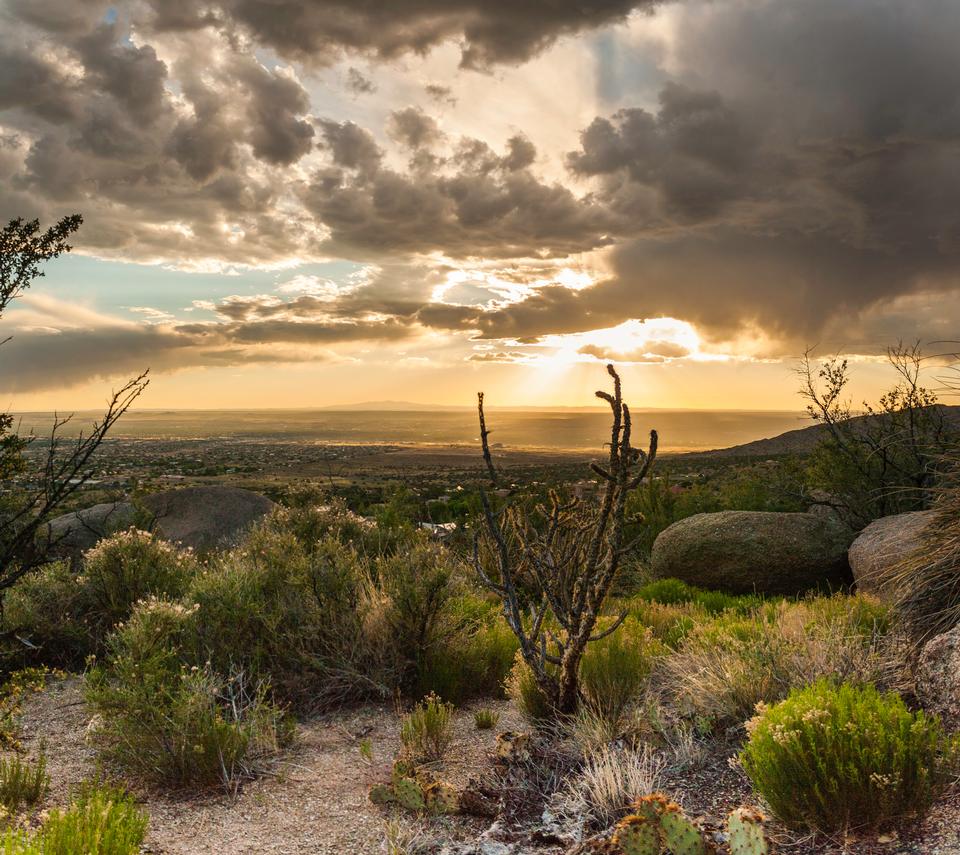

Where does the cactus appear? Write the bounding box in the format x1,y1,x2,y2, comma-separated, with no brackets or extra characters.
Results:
612,815,660,855
368,783,395,805
727,807,769,855
495,730,531,762
424,780,459,815
660,803,709,855
392,757,416,786
631,793,671,824
393,776,426,812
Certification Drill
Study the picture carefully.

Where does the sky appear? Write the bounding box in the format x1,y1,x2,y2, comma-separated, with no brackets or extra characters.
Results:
1,0,958,411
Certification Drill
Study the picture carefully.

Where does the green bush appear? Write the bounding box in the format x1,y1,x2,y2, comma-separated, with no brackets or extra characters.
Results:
631,579,763,615
741,680,958,832
400,693,454,762
416,596,518,703
32,782,146,854
0,754,48,813
474,709,500,730
578,618,665,729
505,651,555,725
85,598,293,789
3,530,195,666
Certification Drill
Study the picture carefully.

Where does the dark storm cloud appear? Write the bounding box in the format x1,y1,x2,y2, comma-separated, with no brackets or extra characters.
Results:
134,0,656,70
306,126,616,258
387,108,444,151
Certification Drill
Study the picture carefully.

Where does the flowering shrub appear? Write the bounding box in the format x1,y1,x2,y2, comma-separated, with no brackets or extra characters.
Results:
4,530,195,666
741,680,959,832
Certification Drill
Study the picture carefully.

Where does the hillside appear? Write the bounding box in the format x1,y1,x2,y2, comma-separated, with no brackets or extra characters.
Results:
691,404,960,458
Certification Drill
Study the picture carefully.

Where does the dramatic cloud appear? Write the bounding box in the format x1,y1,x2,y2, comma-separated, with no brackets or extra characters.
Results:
3,0,960,397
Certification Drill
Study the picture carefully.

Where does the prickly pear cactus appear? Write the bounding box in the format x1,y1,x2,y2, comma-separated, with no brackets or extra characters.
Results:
727,807,769,855
368,783,396,806
424,780,459,815
393,776,426,812
392,757,416,786
631,793,671,824
660,803,709,855
495,730,531,762
611,815,660,855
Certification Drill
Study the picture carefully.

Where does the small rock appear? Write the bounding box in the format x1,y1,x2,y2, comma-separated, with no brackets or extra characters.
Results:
916,623,960,729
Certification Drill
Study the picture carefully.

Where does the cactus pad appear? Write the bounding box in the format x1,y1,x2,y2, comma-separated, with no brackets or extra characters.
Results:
368,783,396,806
612,815,660,855
660,803,709,855
727,807,769,855
393,776,426,812
424,780,459,815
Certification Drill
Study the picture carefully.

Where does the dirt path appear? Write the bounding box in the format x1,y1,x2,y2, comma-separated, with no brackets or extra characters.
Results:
14,677,517,854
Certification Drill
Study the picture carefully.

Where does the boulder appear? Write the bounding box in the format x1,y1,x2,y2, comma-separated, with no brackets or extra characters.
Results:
916,623,960,729
141,485,275,552
45,501,137,564
649,510,854,595
848,510,934,600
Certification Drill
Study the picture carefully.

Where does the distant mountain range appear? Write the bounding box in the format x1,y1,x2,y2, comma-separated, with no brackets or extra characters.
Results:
692,404,960,457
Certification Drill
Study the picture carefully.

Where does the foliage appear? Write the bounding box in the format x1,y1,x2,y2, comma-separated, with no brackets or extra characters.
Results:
399,693,454,762
578,618,665,731
741,680,958,832
473,708,500,730
799,343,953,529
29,782,146,855
3,531,195,666
0,754,48,813
474,366,658,715
375,541,457,692
504,651,555,725
0,215,149,594
629,579,763,616
658,596,894,730
85,598,292,789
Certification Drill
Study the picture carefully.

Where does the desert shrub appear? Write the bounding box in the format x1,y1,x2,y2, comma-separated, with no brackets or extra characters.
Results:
37,782,147,854
625,600,705,649
416,598,518,703
474,709,500,730
741,680,959,832
3,531,195,666
578,618,665,730
631,578,763,615
892,469,960,641
658,596,895,730
400,693,454,762
557,743,665,830
0,754,48,813
187,527,390,707
505,652,555,725
86,598,292,789
373,540,457,691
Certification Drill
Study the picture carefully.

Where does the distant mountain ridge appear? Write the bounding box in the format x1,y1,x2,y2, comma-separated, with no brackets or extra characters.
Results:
691,404,960,457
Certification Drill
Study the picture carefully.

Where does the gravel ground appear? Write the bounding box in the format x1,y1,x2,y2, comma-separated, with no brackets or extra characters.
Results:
9,677,960,854
11,676,519,854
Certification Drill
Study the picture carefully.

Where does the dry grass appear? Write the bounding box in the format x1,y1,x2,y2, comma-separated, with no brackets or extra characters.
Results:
892,473,960,641
556,743,666,831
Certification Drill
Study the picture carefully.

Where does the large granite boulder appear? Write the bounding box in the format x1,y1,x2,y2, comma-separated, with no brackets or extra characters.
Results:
45,501,137,564
141,485,275,552
650,510,854,595
916,623,960,730
848,510,934,600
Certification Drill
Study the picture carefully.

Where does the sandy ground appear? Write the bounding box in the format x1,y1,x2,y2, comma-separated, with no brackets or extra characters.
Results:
13,677,519,854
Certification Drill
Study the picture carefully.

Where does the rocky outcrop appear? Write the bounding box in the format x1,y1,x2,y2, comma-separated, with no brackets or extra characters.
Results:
45,501,137,564
650,510,854,595
916,623,960,730
140,485,275,552
848,510,934,600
